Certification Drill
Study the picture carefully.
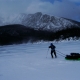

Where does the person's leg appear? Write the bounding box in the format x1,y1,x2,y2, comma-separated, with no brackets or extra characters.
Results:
54,50,57,58
51,51,53,58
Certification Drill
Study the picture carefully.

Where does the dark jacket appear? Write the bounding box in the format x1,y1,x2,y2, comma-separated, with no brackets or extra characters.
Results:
49,43,56,51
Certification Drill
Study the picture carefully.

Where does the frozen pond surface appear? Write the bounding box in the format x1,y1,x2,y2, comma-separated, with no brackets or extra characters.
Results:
0,40,80,80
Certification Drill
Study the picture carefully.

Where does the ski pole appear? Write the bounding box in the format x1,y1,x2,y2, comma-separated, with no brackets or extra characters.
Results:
46,48,49,58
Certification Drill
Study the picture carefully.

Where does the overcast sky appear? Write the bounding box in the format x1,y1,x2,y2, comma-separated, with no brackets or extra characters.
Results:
0,0,80,21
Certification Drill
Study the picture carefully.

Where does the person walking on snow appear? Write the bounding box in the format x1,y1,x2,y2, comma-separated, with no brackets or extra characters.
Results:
49,43,57,58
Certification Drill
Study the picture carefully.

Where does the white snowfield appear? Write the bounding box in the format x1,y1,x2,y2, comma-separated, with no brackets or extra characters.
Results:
0,40,80,80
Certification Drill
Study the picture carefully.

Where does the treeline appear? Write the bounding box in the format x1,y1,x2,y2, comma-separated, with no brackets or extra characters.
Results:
0,24,80,45
28,25,80,42
54,26,80,41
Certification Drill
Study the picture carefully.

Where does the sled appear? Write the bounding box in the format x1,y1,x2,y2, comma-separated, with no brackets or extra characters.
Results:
65,53,80,60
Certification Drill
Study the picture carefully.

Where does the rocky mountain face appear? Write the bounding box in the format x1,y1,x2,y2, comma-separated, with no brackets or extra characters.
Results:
0,12,80,31
21,12,79,31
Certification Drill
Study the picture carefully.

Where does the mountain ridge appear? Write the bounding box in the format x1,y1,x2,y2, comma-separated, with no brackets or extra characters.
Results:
0,12,80,31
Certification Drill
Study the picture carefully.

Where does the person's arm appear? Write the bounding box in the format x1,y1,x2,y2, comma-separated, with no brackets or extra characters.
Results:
49,46,51,48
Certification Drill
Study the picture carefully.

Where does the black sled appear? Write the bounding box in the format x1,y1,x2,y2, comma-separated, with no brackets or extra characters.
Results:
65,53,80,60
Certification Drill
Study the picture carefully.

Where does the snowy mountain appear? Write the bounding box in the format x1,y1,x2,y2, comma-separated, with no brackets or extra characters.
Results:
21,12,79,31
0,12,80,45
0,12,80,31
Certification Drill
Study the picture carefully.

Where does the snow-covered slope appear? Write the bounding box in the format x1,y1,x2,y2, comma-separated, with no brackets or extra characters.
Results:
0,12,80,31
21,12,77,30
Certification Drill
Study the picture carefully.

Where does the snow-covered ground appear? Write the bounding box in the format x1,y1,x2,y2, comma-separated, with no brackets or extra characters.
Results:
0,40,80,80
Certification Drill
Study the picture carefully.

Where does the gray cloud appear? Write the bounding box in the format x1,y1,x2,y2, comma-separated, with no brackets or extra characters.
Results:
26,0,80,21
68,0,80,3
0,0,80,21
0,0,37,16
